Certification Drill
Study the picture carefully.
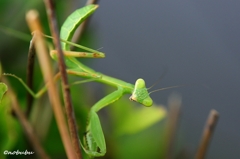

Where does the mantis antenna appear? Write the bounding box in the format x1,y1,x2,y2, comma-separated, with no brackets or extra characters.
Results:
147,67,192,94
149,84,188,94
147,66,168,90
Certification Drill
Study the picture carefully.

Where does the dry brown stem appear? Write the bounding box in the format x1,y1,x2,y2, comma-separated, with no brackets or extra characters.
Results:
195,109,219,159
43,0,82,158
26,10,77,159
164,94,182,159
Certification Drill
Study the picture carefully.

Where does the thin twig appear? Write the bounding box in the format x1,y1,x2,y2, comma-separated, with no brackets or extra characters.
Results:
164,93,181,159
1,76,50,159
43,1,82,158
71,0,99,47
86,0,98,5
26,36,36,117
26,10,77,159
195,109,219,159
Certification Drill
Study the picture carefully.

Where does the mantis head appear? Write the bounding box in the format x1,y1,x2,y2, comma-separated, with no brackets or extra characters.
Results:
129,73,188,107
129,78,153,107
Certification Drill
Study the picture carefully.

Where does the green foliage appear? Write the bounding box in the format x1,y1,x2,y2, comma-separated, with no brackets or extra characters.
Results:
109,94,166,136
0,91,21,159
105,94,167,159
0,83,7,104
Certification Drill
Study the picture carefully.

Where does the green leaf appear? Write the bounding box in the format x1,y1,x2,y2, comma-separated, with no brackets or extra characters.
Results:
117,104,166,135
0,87,19,158
108,96,167,159
109,96,167,136
0,83,7,104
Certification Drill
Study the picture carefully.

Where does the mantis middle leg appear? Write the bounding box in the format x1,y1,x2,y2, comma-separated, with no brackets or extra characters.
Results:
3,70,101,98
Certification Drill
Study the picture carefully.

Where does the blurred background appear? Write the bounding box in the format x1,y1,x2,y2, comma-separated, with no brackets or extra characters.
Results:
93,1,240,159
0,0,240,159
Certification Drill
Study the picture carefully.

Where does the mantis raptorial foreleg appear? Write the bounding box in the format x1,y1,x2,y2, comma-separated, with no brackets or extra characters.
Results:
83,88,123,157
81,111,105,157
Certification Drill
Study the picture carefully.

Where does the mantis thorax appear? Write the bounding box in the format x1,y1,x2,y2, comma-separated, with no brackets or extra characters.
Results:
129,78,153,107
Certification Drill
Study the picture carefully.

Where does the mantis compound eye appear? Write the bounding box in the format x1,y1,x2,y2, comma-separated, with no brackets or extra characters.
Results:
129,94,153,107
142,97,153,107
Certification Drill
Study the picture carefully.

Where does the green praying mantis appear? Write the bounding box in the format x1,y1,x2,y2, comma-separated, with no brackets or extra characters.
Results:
3,4,180,158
